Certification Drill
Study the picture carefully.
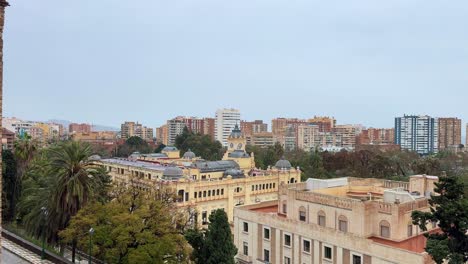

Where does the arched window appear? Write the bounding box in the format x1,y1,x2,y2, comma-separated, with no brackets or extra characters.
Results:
299,206,307,222
380,220,390,238
338,215,348,232
318,211,326,227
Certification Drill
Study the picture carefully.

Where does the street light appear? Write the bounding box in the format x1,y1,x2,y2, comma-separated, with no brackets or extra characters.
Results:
40,207,48,260
88,227,95,264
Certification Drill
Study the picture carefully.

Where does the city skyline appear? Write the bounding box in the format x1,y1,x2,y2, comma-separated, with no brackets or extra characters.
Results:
4,0,468,129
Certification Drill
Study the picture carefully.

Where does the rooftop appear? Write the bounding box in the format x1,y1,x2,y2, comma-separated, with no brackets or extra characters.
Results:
100,158,167,171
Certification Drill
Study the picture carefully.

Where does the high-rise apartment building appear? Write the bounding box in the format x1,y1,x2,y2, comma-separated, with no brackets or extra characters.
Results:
203,117,216,139
121,121,153,141
297,124,320,151
215,108,241,146
333,125,357,149
167,118,187,146
437,118,461,150
240,120,268,136
69,123,91,134
271,118,307,136
395,115,438,155
357,128,395,145
308,116,336,132
156,124,168,145
247,132,275,148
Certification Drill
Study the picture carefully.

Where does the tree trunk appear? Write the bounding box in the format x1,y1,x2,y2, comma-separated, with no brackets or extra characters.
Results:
0,0,9,258
72,239,77,263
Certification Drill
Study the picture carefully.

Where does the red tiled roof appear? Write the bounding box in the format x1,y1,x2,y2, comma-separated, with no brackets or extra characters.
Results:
370,229,440,253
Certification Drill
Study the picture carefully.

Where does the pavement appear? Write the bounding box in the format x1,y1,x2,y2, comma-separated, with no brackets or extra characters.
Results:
2,238,53,264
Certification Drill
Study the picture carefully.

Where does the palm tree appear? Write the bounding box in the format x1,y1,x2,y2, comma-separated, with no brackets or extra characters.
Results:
19,141,110,262
11,133,39,218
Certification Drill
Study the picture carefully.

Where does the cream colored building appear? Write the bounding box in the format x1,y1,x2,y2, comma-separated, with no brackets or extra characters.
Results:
94,126,301,224
234,176,439,264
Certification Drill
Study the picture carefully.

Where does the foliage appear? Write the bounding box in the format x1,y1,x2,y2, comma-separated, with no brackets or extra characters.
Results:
175,127,224,161
2,149,17,221
412,176,468,263
185,209,237,264
60,182,191,264
154,143,166,153
116,136,152,157
17,141,111,258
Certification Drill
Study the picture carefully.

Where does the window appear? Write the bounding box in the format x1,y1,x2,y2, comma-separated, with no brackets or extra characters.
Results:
252,185,255,191
264,228,270,240
208,190,211,196
202,211,208,225
264,249,270,262
338,216,348,232
380,220,390,238
221,189,224,195
352,254,362,264
284,256,291,264
282,202,287,214
203,191,206,197
243,222,249,233
407,225,413,237
217,189,220,195
318,211,326,227
284,234,291,247
303,239,311,253
324,246,332,260
299,207,306,222
194,192,198,199
273,183,276,189
243,242,248,256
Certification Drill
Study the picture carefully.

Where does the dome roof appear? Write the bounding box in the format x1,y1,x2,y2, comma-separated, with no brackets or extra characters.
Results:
88,155,101,161
162,146,178,152
275,157,292,170
183,149,196,159
163,166,184,180
229,124,243,138
223,168,245,178
228,150,250,158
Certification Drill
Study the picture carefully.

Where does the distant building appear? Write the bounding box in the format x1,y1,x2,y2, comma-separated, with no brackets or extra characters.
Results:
69,123,91,134
241,120,268,136
2,128,14,150
156,125,168,145
357,128,395,145
395,115,438,155
437,118,461,151
333,125,358,149
248,132,275,148
215,108,241,146
203,117,216,140
297,124,320,151
167,118,187,146
234,176,440,264
308,116,336,132
71,131,117,143
121,121,153,141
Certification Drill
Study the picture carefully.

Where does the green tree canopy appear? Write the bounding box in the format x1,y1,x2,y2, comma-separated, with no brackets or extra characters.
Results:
412,175,468,263
185,209,237,264
116,136,152,157
174,127,224,161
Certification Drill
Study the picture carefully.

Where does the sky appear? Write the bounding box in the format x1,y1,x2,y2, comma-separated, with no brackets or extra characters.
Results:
4,0,468,130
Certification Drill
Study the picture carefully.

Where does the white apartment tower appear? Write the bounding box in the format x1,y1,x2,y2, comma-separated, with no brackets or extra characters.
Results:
215,108,241,146
395,115,438,155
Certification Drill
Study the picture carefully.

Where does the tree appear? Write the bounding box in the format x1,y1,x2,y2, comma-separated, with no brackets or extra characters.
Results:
116,136,152,157
154,143,166,153
412,176,468,263
2,149,17,221
175,128,224,161
18,141,111,262
186,209,237,264
11,133,39,219
60,181,191,264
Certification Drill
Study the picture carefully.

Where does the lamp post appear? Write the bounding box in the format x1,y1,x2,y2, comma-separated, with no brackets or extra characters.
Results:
88,227,95,264
40,207,48,260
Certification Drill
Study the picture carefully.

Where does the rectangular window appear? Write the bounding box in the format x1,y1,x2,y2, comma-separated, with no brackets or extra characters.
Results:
284,234,291,247
303,239,311,253
282,203,287,214
352,254,362,264
339,220,348,232
202,211,208,225
243,222,249,233
264,249,270,262
264,228,270,240
284,256,291,264
324,246,332,260
299,211,306,222
243,242,248,256
380,226,390,238
194,192,198,199
318,215,326,226
407,225,413,237
221,189,224,195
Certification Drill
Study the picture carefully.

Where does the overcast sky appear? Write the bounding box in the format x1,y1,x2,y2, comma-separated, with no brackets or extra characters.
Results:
4,0,468,129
